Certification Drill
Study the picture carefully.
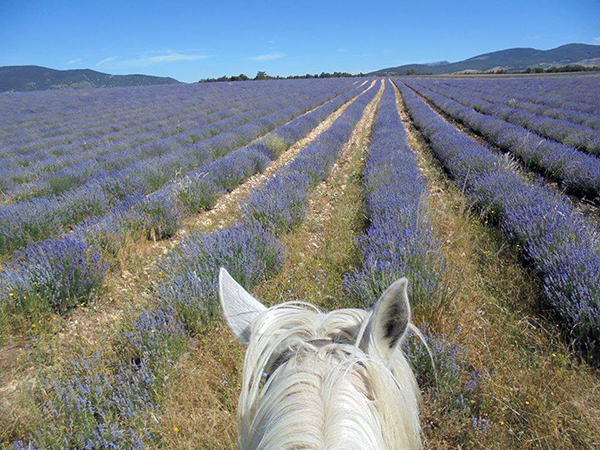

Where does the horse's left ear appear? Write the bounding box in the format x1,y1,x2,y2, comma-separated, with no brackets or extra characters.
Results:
219,268,267,345
364,277,411,360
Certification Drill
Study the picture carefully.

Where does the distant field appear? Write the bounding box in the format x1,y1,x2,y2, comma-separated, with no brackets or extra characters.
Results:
1,75,599,449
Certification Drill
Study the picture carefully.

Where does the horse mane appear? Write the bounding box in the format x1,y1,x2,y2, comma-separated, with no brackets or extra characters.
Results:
237,302,422,450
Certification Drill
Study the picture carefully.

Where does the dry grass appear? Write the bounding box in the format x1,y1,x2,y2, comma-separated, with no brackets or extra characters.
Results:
394,81,600,449
152,323,242,450
153,80,384,449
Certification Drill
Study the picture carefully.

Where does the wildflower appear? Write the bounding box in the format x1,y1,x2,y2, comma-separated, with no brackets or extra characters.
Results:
31,323,36,328
525,400,530,406
9,292,14,297
173,426,179,434
499,420,505,426
551,353,556,358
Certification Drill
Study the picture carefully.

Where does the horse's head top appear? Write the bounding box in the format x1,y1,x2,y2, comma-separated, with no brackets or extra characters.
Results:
219,267,412,364
219,267,421,449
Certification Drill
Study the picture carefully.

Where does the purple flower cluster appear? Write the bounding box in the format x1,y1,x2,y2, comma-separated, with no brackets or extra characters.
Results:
243,83,379,232
157,223,284,331
397,81,600,357
403,80,600,201
343,82,442,307
23,309,186,449
404,326,489,434
0,237,107,327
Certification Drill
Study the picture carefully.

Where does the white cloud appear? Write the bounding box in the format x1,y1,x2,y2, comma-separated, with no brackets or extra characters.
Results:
97,56,118,66
250,52,286,61
124,52,210,67
594,37,600,43
67,58,83,65
95,52,210,68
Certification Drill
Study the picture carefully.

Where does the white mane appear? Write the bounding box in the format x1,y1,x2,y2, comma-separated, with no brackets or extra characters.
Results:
219,269,422,450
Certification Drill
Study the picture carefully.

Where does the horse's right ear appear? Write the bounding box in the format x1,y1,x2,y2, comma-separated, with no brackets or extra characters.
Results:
219,268,267,344
363,277,411,361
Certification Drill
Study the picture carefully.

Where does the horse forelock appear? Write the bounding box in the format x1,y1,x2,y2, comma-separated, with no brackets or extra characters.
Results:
237,303,421,450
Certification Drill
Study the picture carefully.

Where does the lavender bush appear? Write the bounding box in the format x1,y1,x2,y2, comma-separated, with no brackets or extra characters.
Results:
157,223,284,331
24,309,186,449
404,327,489,435
0,237,107,328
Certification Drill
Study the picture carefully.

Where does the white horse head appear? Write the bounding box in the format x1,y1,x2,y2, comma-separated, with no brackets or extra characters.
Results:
219,268,422,450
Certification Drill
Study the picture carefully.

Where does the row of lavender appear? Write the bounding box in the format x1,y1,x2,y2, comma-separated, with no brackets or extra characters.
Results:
343,82,441,306
0,80,351,202
344,81,489,438
0,81,367,333
432,78,600,130
12,82,379,448
396,80,600,358
411,78,600,155
0,80,358,257
402,79,600,201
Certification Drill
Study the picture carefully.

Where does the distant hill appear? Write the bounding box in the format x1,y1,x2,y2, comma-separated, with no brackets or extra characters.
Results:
371,43,600,75
0,66,181,93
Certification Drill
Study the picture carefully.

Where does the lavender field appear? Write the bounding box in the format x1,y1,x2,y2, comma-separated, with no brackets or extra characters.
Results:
1,75,600,449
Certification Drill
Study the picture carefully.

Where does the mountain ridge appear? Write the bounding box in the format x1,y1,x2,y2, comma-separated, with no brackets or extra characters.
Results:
370,43,600,75
0,65,181,93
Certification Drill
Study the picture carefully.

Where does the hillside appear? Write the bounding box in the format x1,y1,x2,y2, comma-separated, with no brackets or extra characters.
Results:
371,43,600,75
0,65,180,92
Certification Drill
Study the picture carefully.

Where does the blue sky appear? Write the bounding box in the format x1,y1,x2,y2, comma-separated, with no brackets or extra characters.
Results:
1,0,599,82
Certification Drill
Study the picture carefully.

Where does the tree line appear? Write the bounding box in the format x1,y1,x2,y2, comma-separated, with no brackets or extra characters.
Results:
199,71,364,83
